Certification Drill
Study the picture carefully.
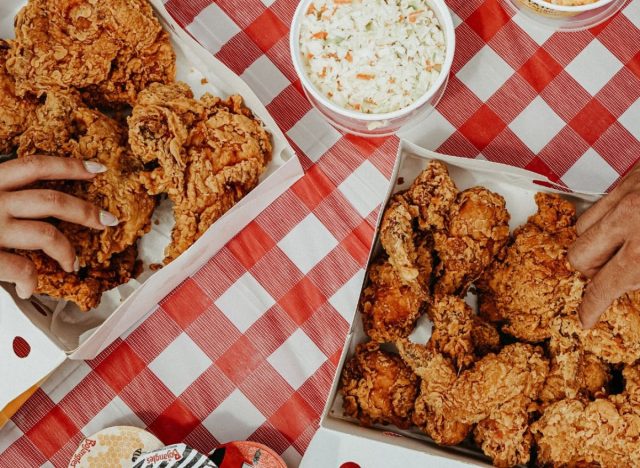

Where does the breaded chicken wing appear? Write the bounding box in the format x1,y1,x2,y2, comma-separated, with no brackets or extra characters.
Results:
405,160,458,232
128,82,272,263
16,92,154,310
340,342,418,428
532,365,640,467
477,193,585,342
0,40,37,154
360,260,427,343
8,0,175,108
434,187,510,296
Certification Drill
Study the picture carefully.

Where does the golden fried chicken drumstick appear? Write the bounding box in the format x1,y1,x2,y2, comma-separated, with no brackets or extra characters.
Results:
8,0,175,108
128,82,272,263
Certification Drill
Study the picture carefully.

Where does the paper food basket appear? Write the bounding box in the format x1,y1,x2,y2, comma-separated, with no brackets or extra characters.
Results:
0,0,303,425
300,140,603,468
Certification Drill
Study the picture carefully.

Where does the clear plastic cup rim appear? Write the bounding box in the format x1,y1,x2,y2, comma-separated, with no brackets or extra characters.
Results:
526,0,616,12
289,0,456,123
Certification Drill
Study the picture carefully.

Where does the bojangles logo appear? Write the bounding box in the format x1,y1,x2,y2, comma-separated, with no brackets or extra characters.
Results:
145,448,182,463
69,438,97,467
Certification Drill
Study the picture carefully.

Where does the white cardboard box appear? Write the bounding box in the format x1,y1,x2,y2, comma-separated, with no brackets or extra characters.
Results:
0,0,303,414
301,140,602,468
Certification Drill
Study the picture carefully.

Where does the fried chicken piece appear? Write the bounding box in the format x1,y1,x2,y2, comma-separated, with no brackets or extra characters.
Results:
396,339,471,445
434,187,510,296
427,295,475,371
405,160,458,232
8,0,175,108
540,316,610,405
380,194,422,284
0,40,37,154
473,396,534,468
575,290,640,365
340,342,418,428
16,92,154,310
477,193,586,342
532,365,640,467
128,82,272,263
20,245,141,311
360,260,427,343
443,343,549,425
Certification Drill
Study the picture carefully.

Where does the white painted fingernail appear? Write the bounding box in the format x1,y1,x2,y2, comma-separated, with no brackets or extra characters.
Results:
83,161,107,174
73,256,80,272
99,210,119,227
16,286,30,300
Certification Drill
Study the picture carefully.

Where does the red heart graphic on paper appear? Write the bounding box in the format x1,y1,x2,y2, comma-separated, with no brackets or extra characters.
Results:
340,463,361,468
13,336,31,358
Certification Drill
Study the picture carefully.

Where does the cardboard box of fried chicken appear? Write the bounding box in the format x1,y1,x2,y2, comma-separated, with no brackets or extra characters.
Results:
0,0,302,425
301,140,640,468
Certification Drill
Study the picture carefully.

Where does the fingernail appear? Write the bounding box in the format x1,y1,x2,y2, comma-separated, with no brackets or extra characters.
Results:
15,286,30,300
99,210,119,227
83,161,107,174
73,256,80,272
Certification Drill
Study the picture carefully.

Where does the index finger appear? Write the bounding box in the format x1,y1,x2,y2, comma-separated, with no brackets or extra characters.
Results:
0,155,106,191
576,167,640,235
578,243,639,329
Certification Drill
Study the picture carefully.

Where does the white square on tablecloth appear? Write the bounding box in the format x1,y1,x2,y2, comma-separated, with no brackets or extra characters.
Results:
338,161,389,218
329,269,366,322
399,109,456,150
456,45,514,101
81,396,145,437
511,13,554,46
281,446,303,467
278,214,338,274
0,420,23,453
566,40,623,96
186,4,241,55
215,272,276,333
451,11,463,27
148,333,212,396
267,329,327,390
241,56,290,105
40,360,92,404
624,1,640,29
508,96,564,154
202,389,266,442
619,99,640,139
561,149,619,193
286,109,342,162
260,0,276,6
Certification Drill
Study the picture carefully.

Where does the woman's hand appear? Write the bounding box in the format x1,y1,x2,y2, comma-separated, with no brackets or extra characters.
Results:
0,155,118,299
568,164,640,329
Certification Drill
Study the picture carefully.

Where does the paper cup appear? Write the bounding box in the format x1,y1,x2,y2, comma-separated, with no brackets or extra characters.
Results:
290,0,456,137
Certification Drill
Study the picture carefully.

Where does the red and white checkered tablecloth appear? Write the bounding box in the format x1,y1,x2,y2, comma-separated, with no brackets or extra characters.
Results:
2,0,640,466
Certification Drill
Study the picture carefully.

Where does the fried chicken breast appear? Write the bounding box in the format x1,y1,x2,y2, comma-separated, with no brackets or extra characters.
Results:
340,342,418,428
532,364,640,467
477,193,585,342
434,187,510,296
16,91,155,310
8,0,175,108
128,82,272,263
0,39,37,154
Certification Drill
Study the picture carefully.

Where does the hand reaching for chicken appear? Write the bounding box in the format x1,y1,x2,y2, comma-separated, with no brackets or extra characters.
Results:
569,163,640,328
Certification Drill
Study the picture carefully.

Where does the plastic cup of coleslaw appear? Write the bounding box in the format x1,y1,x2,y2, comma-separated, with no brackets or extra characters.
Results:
290,0,456,137
501,0,628,31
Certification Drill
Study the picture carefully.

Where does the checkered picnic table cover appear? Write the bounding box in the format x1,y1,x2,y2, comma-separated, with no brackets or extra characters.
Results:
2,0,640,466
